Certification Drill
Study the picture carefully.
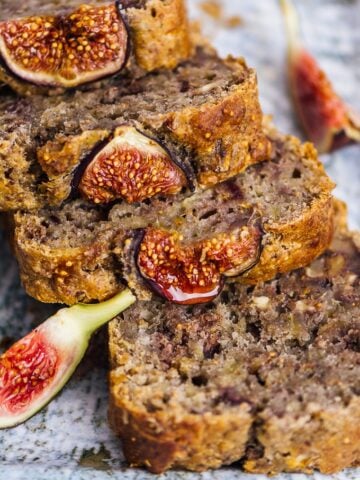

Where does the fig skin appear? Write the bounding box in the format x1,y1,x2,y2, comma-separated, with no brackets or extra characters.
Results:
0,289,135,429
136,225,263,305
77,125,189,204
0,3,130,89
281,0,360,153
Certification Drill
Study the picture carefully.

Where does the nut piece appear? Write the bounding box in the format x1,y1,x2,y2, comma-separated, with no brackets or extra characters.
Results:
78,125,188,204
0,3,129,88
137,226,262,305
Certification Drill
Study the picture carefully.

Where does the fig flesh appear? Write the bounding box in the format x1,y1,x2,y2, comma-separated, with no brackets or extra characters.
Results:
280,0,360,153
0,3,129,88
0,289,135,429
137,225,262,305
78,125,188,204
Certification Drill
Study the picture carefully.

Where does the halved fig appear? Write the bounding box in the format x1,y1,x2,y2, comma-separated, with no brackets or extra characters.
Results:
0,3,129,88
280,0,360,153
78,125,188,204
136,225,262,305
0,289,135,429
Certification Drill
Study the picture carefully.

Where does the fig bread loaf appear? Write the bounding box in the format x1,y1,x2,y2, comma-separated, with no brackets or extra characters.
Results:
13,125,335,305
108,203,360,474
0,0,192,96
0,47,269,211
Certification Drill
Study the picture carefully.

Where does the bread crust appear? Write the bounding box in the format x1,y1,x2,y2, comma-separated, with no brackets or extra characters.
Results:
14,223,121,304
108,387,360,473
152,61,270,188
108,225,360,474
0,52,268,211
13,131,335,305
0,133,40,211
244,397,360,475
108,350,253,473
0,0,192,96
240,137,335,283
126,0,192,72
35,59,268,206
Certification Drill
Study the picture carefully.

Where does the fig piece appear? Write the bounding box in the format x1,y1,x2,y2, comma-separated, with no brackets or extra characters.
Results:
137,225,262,305
280,0,360,153
78,125,188,204
0,289,135,429
0,3,129,88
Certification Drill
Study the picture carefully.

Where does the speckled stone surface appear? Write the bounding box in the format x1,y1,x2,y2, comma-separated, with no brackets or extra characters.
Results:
0,1,359,479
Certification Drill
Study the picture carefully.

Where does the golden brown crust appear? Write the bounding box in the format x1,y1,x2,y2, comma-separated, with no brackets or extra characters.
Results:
14,219,121,304
1,53,268,211
0,133,40,211
243,195,334,284
152,59,271,188
242,141,335,284
126,0,193,72
244,398,360,475
0,0,193,96
13,132,335,305
108,359,252,473
36,130,109,206
332,197,349,233
107,225,360,474
109,383,360,473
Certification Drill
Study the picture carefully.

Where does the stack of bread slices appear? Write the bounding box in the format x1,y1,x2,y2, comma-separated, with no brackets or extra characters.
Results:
0,0,359,474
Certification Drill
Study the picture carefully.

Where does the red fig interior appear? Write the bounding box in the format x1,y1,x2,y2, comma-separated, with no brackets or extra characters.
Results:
77,126,188,204
0,3,129,88
137,225,262,304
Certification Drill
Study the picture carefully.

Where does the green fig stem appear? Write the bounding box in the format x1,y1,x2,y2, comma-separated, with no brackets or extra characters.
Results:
68,289,136,337
279,0,301,57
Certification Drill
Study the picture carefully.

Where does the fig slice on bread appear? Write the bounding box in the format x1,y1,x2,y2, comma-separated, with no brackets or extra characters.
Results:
77,125,188,204
0,3,130,89
280,0,360,153
0,289,135,429
136,224,263,305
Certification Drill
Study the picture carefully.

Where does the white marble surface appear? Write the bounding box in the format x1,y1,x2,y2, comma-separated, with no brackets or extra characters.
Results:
0,1,359,479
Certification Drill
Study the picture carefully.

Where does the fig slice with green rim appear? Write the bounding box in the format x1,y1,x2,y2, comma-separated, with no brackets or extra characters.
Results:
0,3,129,88
136,224,262,305
78,125,188,204
280,0,360,153
0,289,135,429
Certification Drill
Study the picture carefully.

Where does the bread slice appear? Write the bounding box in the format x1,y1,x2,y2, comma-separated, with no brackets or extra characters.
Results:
13,126,334,305
0,47,269,211
108,202,360,474
0,0,192,96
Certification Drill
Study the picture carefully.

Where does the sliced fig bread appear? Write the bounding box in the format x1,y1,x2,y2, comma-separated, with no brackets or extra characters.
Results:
0,0,192,96
0,47,269,211
108,204,360,474
13,126,334,305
